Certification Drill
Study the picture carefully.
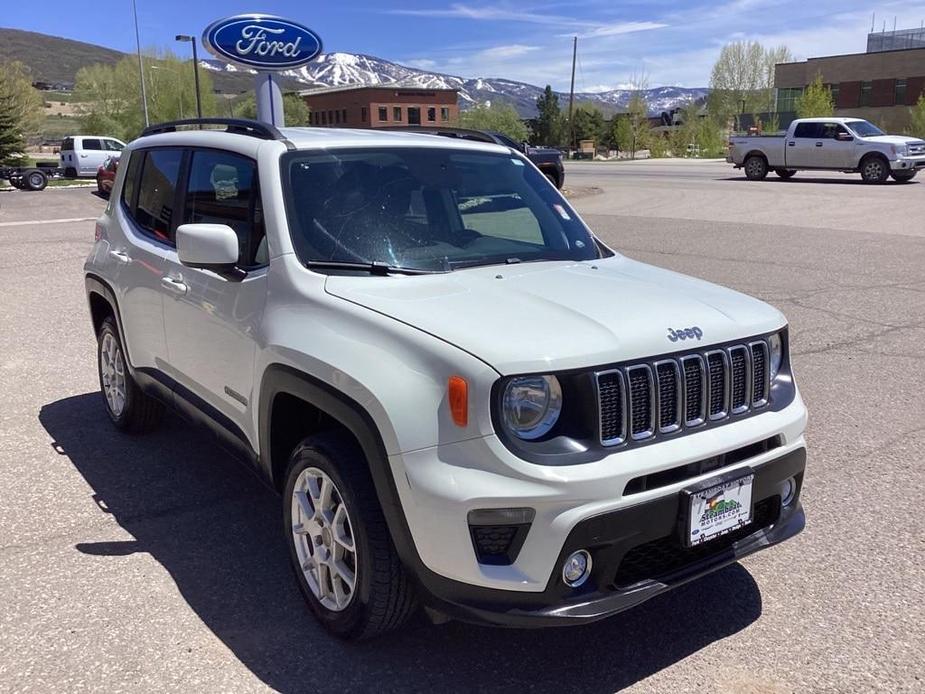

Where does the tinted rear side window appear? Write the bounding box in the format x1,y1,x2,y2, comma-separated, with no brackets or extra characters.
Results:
183,150,266,267
61,138,74,151
120,151,142,210
793,123,821,138
82,138,103,150
134,149,183,243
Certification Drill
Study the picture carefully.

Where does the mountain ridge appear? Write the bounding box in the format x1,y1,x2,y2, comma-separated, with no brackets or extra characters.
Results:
1,27,708,117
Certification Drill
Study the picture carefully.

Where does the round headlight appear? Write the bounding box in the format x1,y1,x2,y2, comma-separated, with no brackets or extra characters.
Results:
501,375,562,440
769,332,783,380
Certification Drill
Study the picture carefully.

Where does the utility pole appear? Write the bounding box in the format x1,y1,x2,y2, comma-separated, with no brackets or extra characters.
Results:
176,35,203,118
567,36,577,155
132,0,149,126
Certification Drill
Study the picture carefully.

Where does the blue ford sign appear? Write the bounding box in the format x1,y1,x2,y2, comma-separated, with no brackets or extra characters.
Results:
202,14,322,70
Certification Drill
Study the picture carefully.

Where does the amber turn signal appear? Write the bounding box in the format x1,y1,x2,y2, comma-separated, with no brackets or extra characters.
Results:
448,376,468,427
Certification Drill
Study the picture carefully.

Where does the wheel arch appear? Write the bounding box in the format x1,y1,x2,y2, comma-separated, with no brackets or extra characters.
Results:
258,364,426,576
744,150,768,164
85,274,134,372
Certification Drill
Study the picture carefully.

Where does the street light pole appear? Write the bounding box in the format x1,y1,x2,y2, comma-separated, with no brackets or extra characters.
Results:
132,0,149,126
176,34,203,119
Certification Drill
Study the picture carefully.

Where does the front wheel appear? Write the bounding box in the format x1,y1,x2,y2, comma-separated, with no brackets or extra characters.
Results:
891,170,916,183
97,317,163,432
860,155,890,184
283,432,416,640
775,168,796,179
744,155,769,180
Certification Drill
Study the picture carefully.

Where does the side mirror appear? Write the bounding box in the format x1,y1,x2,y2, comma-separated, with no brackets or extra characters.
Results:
836,132,854,142
176,223,239,270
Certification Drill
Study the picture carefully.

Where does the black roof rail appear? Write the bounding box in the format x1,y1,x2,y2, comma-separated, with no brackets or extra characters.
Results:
140,118,286,141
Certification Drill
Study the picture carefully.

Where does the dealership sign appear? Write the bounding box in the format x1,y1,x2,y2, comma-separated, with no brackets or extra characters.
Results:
202,14,323,70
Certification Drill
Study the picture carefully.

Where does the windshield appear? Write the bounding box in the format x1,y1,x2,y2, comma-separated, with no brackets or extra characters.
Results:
847,120,885,137
281,147,601,272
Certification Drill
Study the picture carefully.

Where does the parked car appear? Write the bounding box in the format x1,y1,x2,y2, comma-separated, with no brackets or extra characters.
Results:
387,126,566,188
727,117,925,183
96,155,120,196
60,136,125,178
85,118,806,640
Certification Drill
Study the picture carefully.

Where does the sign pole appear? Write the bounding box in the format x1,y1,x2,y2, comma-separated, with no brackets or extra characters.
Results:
255,71,285,127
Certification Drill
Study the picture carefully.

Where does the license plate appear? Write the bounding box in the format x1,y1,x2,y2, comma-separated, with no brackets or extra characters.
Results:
685,473,753,547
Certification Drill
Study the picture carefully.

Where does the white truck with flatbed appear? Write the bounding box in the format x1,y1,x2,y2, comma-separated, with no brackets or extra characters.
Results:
728,117,925,183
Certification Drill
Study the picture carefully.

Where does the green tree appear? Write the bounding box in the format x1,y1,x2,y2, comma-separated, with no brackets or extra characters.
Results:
231,93,311,125
626,92,650,158
572,103,605,145
708,41,793,124
459,102,529,142
74,50,217,140
668,106,725,157
796,73,834,118
910,94,925,138
0,61,44,163
533,85,562,146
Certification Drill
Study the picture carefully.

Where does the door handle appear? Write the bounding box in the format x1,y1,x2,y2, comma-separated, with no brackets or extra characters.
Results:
160,276,189,295
108,250,131,264
815,142,823,147
788,142,795,146
80,154,88,158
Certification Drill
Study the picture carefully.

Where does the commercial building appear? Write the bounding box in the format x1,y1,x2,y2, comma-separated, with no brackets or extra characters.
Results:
298,84,459,129
775,29,925,131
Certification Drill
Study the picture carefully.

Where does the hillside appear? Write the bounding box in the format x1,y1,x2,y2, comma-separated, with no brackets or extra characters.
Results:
1,27,708,117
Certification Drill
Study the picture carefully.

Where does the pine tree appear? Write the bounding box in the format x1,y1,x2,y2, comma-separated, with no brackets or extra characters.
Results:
534,85,562,146
0,93,26,165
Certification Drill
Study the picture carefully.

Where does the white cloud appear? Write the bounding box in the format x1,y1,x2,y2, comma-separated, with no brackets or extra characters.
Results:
405,58,437,69
477,44,539,59
387,3,582,26
569,21,669,39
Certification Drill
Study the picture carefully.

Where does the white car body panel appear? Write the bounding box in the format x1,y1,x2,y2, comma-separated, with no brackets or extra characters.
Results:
60,135,126,177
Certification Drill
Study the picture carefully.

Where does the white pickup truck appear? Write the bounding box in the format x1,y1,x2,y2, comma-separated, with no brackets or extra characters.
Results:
727,117,925,183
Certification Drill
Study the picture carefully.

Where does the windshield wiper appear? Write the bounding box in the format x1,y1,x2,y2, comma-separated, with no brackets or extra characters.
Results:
303,260,440,276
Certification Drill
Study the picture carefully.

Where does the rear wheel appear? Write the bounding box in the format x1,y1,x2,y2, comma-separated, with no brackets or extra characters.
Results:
891,170,916,183
543,170,562,189
860,155,890,184
64,167,77,179
22,169,47,191
774,168,796,179
283,431,416,640
744,155,768,180
97,317,164,433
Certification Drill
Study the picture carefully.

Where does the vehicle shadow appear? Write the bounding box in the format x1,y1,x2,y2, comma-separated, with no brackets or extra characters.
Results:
719,175,919,185
40,393,764,694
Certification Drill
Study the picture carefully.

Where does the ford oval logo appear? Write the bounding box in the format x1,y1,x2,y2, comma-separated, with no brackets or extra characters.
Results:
202,14,322,70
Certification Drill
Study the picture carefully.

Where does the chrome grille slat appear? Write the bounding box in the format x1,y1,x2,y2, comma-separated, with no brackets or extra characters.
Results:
598,337,771,447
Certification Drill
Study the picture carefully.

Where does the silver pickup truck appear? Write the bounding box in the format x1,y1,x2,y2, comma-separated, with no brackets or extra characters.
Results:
727,117,925,183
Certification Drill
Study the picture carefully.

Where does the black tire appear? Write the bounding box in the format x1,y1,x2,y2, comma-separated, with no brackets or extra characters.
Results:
97,176,106,195
744,155,769,180
64,167,77,179
891,170,916,183
97,317,164,433
283,431,417,640
22,168,48,191
860,155,890,184
774,168,796,179
543,170,562,189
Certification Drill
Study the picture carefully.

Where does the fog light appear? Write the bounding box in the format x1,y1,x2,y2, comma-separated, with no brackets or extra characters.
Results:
562,550,592,588
780,477,797,507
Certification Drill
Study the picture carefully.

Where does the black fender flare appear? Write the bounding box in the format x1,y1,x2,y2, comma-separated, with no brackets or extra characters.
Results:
257,364,426,573
85,274,135,375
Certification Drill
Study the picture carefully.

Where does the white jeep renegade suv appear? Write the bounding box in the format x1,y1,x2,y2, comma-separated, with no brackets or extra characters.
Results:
84,118,807,640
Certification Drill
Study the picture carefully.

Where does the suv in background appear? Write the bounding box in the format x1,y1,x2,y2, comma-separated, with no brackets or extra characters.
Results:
84,118,806,640
60,135,125,178
389,126,566,188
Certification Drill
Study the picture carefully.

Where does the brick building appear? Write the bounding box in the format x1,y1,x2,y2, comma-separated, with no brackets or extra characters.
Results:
775,31,925,132
299,84,459,129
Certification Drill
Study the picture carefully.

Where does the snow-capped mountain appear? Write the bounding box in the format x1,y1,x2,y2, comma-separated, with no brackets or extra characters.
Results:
201,52,707,117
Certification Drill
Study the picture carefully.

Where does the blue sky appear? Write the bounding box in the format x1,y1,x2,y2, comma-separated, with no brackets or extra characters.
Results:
7,1,925,89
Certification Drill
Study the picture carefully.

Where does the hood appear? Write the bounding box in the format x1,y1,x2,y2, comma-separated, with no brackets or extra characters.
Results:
325,256,786,375
861,134,924,147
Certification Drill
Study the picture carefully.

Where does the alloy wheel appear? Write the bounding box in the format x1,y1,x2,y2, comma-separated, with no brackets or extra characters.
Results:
291,467,358,611
864,160,885,181
100,333,126,416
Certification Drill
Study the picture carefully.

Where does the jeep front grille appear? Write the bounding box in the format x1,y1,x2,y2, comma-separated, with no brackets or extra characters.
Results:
596,338,772,447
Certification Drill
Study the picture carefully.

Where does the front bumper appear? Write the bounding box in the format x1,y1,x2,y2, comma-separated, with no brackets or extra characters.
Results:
416,448,805,627
891,154,925,171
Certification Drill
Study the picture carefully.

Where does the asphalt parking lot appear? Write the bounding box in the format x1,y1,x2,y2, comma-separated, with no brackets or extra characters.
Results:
1,160,923,693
